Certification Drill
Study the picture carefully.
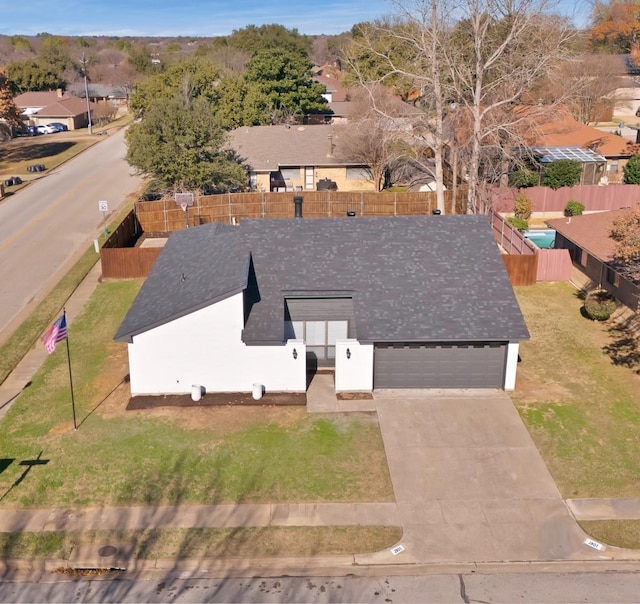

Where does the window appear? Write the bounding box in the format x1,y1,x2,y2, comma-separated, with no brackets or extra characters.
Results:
606,266,620,287
609,160,618,175
304,167,314,190
346,167,372,180
285,320,348,362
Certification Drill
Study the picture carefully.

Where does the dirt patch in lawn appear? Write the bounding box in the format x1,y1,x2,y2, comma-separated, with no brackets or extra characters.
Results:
337,392,374,400
127,391,306,410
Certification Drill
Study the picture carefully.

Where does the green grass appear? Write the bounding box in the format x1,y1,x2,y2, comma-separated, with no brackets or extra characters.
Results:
513,282,640,499
0,526,402,561
513,282,640,548
0,279,394,508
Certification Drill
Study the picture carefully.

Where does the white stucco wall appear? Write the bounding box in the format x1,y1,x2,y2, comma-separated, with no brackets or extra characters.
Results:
504,342,520,391
335,339,374,392
127,293,307,395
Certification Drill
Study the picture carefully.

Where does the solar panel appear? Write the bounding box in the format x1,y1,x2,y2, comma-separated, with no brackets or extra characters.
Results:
530,146,606,163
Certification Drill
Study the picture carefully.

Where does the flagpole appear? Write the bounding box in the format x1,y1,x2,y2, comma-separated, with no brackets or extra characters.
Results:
63,309,77,431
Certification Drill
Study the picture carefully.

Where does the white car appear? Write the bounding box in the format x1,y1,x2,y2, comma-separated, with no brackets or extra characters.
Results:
38,125,56,134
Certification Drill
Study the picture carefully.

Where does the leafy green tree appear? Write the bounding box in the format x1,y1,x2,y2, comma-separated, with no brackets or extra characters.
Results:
125,95,247,193
214,73,267,128
542,160,582,189
127,44,156,74
129,57,221,116
6,59,65,92
564,200,585,216
39,36,77,75
223,24,311,57
623,154,640,184
243,49,329,123
509,169,538,188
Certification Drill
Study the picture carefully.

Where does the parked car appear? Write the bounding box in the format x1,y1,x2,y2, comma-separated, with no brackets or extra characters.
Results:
26,125,41,136
47,122,68,132
39,125,56,134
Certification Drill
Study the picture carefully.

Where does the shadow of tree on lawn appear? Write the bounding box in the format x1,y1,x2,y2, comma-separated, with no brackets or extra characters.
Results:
603,314,640,373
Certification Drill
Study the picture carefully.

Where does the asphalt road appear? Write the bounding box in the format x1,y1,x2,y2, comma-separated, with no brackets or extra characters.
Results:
1,569,640,603
0,128,143,339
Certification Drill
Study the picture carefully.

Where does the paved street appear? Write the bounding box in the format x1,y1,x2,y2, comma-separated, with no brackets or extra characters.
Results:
0,128,143,339
2,568,640,603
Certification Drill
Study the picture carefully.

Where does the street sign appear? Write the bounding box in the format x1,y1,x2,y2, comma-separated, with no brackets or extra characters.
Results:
98,200,108,212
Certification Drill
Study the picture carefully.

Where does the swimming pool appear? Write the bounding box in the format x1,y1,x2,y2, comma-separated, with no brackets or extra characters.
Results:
524,229,556,249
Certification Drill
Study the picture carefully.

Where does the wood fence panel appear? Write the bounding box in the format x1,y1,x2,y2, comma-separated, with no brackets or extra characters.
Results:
501,254,538,286
101,248,162,279
536,249,573,282
491,185,640,214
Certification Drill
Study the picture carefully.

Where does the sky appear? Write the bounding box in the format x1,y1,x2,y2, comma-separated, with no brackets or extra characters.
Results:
0,0,391,37
0,0,588,38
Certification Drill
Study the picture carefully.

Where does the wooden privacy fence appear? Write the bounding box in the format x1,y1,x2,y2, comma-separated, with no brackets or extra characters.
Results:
135,189,468,234
489,210,573,285
101,210,163,279
491,184,640,214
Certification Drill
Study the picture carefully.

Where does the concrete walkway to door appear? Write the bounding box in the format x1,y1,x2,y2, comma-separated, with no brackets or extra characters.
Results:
357,389,620,565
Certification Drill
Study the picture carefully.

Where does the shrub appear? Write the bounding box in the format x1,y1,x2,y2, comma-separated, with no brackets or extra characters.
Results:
507,216,529,232
564,200,585,216
514,193,533,219
542,159,582,189
623,154,640,184
509,169,538,188
584,289,617,321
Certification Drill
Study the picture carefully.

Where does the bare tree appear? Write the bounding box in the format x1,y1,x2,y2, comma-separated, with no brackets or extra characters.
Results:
442,0,577,212
344,2,450,211
539,53,625,124
334,87,415,191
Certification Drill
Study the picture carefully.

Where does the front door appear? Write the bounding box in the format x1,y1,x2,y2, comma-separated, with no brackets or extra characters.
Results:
287,320,348,367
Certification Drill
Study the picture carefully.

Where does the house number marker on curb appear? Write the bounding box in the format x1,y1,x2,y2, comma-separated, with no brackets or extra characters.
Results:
585,538,605,551
390,544,405,556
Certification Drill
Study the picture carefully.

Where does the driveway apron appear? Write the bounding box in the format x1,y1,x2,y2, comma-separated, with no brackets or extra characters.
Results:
373,390,601,563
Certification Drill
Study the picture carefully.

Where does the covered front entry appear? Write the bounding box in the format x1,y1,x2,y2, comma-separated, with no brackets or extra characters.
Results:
373,342,507,389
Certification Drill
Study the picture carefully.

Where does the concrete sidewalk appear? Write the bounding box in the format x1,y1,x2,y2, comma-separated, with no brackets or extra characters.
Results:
0,502,400,533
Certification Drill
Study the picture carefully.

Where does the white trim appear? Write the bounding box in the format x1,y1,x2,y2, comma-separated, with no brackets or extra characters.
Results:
504,342,520,391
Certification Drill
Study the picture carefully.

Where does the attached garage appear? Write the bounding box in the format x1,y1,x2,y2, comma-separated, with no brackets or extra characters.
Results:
374,342,507,389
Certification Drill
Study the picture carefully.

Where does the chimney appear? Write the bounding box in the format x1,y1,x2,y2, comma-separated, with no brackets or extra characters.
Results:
56,88,63,98
327,134,335,158
293,195,303,218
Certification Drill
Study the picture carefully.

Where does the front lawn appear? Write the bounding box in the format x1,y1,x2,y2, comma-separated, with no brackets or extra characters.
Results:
0,280,394,508
513,282,640,546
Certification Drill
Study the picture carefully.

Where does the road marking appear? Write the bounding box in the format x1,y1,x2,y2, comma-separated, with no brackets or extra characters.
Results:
0,178,96,253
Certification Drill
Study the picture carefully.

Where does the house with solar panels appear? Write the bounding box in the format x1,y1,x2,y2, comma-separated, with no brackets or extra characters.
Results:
529,146,607,186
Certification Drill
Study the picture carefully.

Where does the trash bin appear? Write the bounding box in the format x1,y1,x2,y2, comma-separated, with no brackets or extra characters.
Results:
191,384,202,402
252,383,264,400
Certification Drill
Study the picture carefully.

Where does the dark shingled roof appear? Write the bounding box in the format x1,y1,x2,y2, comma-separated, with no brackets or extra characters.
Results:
115,215,529,344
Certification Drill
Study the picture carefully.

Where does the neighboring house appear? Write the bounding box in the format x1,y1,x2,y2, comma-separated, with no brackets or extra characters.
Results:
547,210,640,310
13,90,94,130
228,124,375,192
523,109,639,184
67,83,129,108
114,212,529,397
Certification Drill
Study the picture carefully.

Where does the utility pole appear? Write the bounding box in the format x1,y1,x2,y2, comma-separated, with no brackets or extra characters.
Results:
81,53,93,135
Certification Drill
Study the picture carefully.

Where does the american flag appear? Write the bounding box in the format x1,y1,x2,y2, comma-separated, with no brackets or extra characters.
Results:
41,314,68,354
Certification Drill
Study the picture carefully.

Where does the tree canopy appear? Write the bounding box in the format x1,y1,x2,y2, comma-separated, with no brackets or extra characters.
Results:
243,49,330,122
125,94,247,193
542,159,582,189
221,24,312,57
589,1,640,53
623,153,640,184
610,208,640,273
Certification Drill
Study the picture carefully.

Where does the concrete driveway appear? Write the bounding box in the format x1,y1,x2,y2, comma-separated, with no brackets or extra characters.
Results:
369,390,602,564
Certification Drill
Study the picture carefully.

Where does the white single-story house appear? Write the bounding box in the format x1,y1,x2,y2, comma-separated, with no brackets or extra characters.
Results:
115,210,529,396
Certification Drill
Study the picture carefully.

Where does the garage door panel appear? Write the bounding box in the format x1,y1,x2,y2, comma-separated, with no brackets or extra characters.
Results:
374,343,506,389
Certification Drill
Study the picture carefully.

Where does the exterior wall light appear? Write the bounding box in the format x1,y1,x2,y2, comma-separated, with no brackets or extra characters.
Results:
293,348,298,360
346,348,351,359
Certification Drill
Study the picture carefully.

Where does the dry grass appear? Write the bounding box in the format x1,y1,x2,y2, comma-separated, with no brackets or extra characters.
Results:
0,526,402,561
513,282,640,548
